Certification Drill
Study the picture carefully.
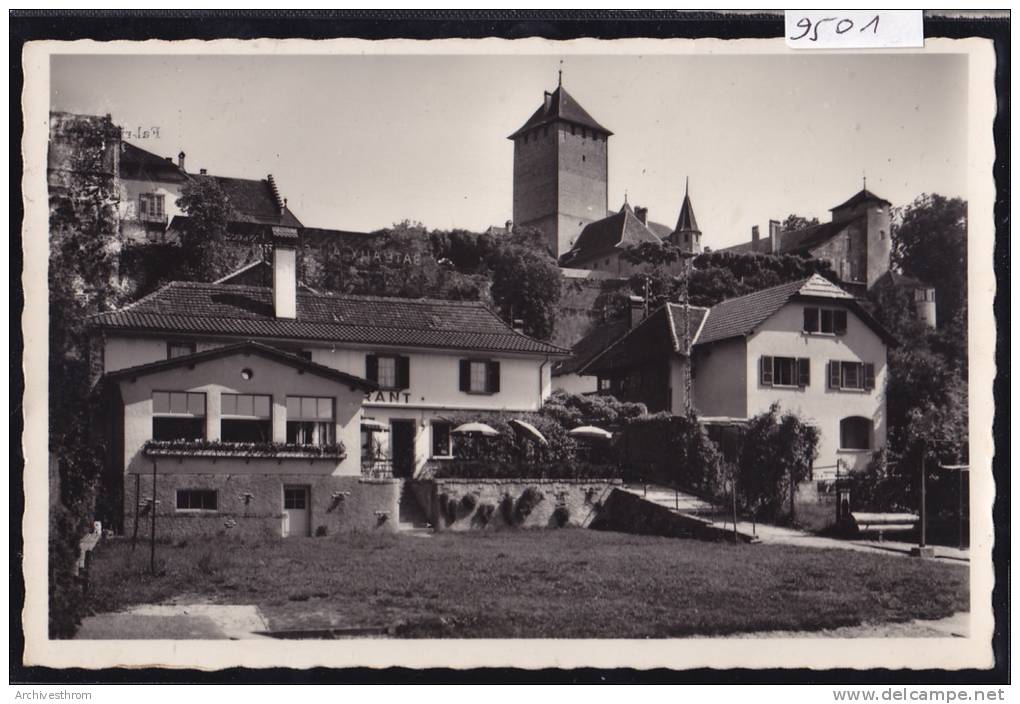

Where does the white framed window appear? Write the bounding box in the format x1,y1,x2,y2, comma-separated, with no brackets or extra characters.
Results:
152,391,206,441
459,359,500,394
377,357,397,388
176,489,217,512
138,193,165,220
828,361,876,391
220,393,272,442
366,354,409,390
286,396,335,446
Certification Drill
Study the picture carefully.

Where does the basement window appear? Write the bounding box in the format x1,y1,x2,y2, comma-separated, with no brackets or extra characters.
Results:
176,489,217,512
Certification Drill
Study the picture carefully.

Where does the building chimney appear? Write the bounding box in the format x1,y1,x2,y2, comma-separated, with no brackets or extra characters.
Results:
751,225,760,252
634,206,648,225
177,151,186,171
629,296,647,328
914,286,937,328
543,91,553,110
505,220,513,233
273,244,297,319
199,168,207,175
512,319,526,334
768,219,782,254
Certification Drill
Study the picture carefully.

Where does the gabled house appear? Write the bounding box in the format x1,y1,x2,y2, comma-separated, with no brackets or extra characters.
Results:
118,141,303,244
580,274,896,477
722,187,893,293
90,236,568,537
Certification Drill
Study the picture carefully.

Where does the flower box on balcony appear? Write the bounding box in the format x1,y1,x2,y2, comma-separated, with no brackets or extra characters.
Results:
143,439,346,461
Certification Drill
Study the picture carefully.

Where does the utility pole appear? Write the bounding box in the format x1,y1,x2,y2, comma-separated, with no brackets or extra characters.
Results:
678,251,698,415
150,461,158,575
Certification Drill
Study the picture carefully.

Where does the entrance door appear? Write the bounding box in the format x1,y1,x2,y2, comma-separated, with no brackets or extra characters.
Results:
282,485,311,537
390,419,417,478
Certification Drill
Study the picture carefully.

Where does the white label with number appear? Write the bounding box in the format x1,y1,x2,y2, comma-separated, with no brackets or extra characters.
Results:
785,11,924,49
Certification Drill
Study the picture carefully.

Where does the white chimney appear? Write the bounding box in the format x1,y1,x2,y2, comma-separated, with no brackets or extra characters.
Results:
768,219,782,254
273,245,297,319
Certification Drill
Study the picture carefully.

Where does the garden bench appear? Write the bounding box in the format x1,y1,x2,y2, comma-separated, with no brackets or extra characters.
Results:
850,512,918,541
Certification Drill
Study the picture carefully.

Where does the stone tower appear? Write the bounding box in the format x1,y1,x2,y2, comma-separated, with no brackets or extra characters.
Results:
509,78,612,258
665,179,703,254
829,186,892,289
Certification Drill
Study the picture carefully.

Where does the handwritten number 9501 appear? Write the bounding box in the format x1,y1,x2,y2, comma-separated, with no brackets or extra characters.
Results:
789,15,880,42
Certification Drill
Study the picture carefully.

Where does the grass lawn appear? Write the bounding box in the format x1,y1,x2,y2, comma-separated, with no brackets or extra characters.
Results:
87,530,968,638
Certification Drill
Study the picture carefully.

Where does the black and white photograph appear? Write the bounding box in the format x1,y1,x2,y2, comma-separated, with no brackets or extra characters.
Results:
16,22,1002,679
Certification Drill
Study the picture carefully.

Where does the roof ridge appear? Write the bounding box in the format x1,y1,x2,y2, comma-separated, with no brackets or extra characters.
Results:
707,277,812,309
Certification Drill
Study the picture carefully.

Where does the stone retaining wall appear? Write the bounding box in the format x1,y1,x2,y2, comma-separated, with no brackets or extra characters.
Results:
412,478,622,531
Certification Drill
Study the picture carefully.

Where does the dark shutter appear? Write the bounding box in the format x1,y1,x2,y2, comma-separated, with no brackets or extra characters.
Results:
459,360,471,392
487,361,501,393
798,358,810,387
864,363,875,390
834,310,848,335
365,354,378,382
760,356,773,386
803,307,819,333
828,360,841,389
396,356,410,390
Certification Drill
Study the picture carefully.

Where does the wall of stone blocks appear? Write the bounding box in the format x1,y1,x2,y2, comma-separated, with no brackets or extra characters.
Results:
122,472,401,540
412,478,621,531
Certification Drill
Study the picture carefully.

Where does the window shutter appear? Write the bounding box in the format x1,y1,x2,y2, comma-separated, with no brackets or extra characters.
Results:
798,358,810,387
396,356,410,390
864,363,875,390
834,310,848,335
760,356,773,386
828,360,841,389
365,354,378,382
459,360,471,392
487,361,501,393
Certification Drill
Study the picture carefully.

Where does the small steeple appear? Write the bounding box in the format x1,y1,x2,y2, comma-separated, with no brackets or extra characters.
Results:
670,177,702,253
558,60,563,87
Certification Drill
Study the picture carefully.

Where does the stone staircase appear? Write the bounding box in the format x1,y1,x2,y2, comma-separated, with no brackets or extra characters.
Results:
618,483,762,543
397,480,433,537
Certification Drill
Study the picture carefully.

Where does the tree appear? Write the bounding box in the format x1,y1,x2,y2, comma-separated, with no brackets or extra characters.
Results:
176,176,237,281
891,193,968,329
737,404,820,523
781,213,821,232
488,241,562,340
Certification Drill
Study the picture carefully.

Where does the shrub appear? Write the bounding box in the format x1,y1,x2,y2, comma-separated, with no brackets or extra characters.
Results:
499,494,515,525
619,413,724,496
551,505,570,528
513,487,544,525
737,403,820,524
540,390,647,430
473,503,495,528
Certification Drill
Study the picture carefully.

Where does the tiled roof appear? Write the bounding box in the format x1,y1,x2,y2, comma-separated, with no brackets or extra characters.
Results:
561,203,662,264
509,85,612,139
210,176,303,227
91,282,569,356
119,142,188,183
778,219,853,254
695,278,814,345
646,221,673,239
830,188,892,212
102,340,377,391
718,236,773,255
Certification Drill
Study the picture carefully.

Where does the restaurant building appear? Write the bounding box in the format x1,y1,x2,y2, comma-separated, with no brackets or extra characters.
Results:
90,235,568,537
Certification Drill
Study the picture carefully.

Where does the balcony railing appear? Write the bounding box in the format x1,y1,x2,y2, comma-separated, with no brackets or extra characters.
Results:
143,439,346,460
361,458,394,479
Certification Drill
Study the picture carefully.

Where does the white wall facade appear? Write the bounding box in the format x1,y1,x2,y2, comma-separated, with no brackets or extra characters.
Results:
119,177,185,243
745,302,887,477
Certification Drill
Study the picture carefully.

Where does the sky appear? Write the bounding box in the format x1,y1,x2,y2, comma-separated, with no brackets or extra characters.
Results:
50,52,968,249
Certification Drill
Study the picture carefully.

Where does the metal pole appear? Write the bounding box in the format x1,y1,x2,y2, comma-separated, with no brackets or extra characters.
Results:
919,449,927,549
959,468,965,550
731,470,738,544
131,473,140,551
150,461,157,575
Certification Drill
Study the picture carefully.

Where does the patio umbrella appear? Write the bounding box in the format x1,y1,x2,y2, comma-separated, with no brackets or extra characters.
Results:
452,422,500,437
568,425,613,440
361,418,388,432
510,419,548,446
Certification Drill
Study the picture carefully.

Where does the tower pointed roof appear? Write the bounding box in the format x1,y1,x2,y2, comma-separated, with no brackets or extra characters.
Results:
673,179,701,234
829,188,892,212
508,84,613,140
